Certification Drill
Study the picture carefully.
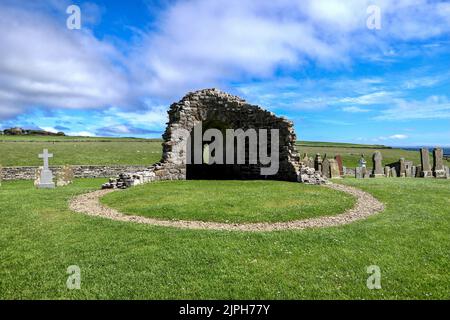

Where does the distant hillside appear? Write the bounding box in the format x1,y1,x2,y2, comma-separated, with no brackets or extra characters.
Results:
1,127,65,136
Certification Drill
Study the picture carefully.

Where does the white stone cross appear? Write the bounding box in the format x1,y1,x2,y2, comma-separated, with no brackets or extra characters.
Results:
39,149,53,170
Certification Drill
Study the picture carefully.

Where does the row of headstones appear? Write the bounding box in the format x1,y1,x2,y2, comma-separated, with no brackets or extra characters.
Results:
357,147,449,179
301,153,343,179
0,149,74,189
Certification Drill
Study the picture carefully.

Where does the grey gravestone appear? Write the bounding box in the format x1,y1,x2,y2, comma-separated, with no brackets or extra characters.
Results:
411,166,417,178
384,166,390,177
363,167,370,178
0,164,2,186
322,157,331,178
314,154,323,172
355,167,362,179
420,148,433,178
36,149,55,189
404,160,413,177
329,159,341,178
445,166,450,179
399,158,406,177
371,151,384,177
433,148,446,178
390,167,398,177
416,165,422,177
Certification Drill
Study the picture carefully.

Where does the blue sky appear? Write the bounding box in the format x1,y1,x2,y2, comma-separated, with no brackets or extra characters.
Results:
0,0,449,146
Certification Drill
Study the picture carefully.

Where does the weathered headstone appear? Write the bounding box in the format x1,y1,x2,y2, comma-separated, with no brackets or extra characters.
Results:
390,166,398,177
329,159,341,178
416,165,423,177
371,151,384,178
36,149,55,189
0,165,2,186
322,157,331,178
433,148,446,178
411,166,417,178
420,148,433,178
363,168,370,178
314,153,323,172
384,166,390,177
445,166,450,179
355,167,362,179
399,158,406,177
335,154,344,176
56,165,74,187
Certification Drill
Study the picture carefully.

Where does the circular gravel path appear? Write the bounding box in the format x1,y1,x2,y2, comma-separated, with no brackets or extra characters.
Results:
69,183,384,232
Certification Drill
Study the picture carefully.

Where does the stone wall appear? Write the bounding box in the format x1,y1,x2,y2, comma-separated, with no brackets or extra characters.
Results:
161,88,301,181
0,165,148,181
103,88,326,189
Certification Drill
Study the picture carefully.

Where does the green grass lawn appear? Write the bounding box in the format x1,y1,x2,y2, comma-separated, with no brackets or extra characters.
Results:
1,178,449,299
100,180,355,223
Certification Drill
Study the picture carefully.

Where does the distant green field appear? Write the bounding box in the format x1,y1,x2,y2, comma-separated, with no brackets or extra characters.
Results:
1,136,448,168
0,139,162,166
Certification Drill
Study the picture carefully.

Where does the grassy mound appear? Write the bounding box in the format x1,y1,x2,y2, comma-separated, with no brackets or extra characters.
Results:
100,180,356,223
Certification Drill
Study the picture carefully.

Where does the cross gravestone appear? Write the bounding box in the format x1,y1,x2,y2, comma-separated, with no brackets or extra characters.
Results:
36,149,55,189
420,148,433,178
371,151,384,178
335,154,344,176
433,148,446,178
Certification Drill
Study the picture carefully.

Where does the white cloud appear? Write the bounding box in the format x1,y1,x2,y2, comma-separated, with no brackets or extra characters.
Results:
0,4,130,120
388,134,408,140
1,0,450,122
374,96,450,120
67,131,96,137
342,106,370,113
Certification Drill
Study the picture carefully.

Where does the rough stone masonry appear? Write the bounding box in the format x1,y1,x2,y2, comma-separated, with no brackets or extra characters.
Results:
103,88,325,188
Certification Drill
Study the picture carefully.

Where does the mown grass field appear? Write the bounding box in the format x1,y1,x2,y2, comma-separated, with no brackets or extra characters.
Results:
0,178,449,299
101,180,355,223
0,139,162,166
1,136,447,168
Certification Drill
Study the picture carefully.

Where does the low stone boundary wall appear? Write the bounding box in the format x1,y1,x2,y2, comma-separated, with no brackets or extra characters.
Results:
0,165,149,181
